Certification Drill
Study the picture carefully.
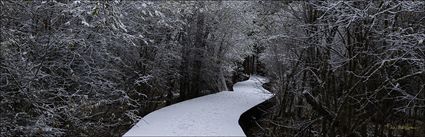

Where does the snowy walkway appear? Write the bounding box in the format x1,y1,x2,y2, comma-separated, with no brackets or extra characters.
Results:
123,76,273,136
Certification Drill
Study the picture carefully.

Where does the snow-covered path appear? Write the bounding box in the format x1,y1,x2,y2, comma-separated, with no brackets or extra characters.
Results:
123,76,273,136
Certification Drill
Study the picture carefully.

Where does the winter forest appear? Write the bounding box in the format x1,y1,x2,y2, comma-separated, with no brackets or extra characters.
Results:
1,0,424,137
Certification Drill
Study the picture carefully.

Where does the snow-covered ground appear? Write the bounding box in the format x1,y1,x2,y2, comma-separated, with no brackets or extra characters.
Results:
123,76,273,136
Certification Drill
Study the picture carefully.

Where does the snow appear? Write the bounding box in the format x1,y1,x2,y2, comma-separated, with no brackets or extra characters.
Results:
73,0,80,4
81,20,90,27
123,76,273,136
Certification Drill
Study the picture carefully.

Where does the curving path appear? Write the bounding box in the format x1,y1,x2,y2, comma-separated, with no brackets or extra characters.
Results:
123,76,273,136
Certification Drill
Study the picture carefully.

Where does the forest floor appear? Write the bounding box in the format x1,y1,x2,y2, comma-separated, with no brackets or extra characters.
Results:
123,76,273,136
